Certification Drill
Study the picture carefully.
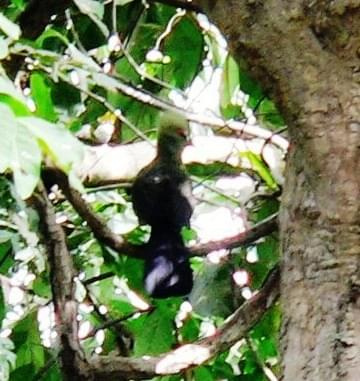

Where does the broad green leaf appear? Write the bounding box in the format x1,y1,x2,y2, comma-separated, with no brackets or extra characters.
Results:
190,261,233,318
194,366,214,381
18,116,84,172
163,16,204,88
241,151,278,190
0,13,21,40
129,303,176,355
30,73,57,122
0,104,41,199
11,312,45,374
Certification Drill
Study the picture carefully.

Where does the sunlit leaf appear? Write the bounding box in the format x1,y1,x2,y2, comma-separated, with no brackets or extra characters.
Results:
11,312,45,375
241,151,278,190
18,116,84,173
0,13,21,40
0,104,41,199
220,54,241,119
30,73,57,122
0,37,9,59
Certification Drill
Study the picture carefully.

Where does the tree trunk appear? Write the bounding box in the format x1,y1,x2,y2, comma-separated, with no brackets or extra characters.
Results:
194,1,360,379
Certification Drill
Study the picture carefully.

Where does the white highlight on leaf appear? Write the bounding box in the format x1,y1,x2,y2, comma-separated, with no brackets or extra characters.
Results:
98,305,107,315
241,287,253,300
78,321,92,339
108,33,121,52
199,320,217,338
246,247,259,263
233,269,250,287
8,287,24,305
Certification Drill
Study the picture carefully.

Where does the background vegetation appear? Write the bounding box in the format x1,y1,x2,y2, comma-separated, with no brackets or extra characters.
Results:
0,1,287,380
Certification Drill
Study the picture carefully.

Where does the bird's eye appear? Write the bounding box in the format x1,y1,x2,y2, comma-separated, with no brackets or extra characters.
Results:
175,128,187,138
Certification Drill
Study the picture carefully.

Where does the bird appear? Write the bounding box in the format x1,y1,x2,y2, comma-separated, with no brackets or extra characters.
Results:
132,111,193,298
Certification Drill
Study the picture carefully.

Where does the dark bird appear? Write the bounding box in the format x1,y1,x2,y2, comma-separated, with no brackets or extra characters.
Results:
132,111,193,298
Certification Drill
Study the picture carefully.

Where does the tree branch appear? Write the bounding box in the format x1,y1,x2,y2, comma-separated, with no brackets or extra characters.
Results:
31,183,84,380
31,176,280,380
47,169,278,260
87,267,280,380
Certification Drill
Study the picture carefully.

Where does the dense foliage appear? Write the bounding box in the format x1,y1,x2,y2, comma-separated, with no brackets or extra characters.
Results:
0,1,287,380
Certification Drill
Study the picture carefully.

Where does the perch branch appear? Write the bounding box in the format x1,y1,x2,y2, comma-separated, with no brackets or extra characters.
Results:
49,168,278,260
87,267,280,380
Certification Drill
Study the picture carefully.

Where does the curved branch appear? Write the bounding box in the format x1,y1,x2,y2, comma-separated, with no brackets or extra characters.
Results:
48,169,278,260
87,267,280,380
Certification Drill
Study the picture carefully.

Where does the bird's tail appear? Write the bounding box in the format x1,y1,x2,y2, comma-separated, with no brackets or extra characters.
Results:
144,230,193,298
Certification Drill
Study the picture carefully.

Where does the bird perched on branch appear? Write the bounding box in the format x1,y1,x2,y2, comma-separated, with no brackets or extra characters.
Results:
132,111,193,298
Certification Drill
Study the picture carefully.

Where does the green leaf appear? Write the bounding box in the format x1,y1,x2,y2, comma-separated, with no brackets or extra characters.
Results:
162,16,204,88
241,151,278,190
220,55,241,119
190,262,233,318
11,312,45,373
0,95,31,116
194,366,214,381
18,116,84,173
0,104,41,199
73,0,104,19
73,0,109,37
129,303,176,355
0,13,21,40
30,73,57,122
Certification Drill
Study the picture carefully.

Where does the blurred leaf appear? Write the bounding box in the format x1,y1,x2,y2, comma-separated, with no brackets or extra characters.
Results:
73,0,109,37
0,76,27,105
11,312,45,376
194,366,214,381
163,16,203,88
30,73,57,122
0,231,12,244
0,337,16,381
18,116,84,173
0,286,4,323
0,13,21,40
0,95,31,116
128,303,176,355
190,261,233,318
220,55,241,119
241,151,278,190
73,0,104,19
0,104,41,199
116,0,134,5
0,37,9,59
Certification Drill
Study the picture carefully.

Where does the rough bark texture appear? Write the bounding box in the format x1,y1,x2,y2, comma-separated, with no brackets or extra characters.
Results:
193,0,360,380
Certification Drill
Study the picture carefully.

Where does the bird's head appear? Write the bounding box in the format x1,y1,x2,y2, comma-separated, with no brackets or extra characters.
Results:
157,111,189,160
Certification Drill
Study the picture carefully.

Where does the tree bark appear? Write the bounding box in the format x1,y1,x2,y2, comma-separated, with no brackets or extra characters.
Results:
193,1,360,379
